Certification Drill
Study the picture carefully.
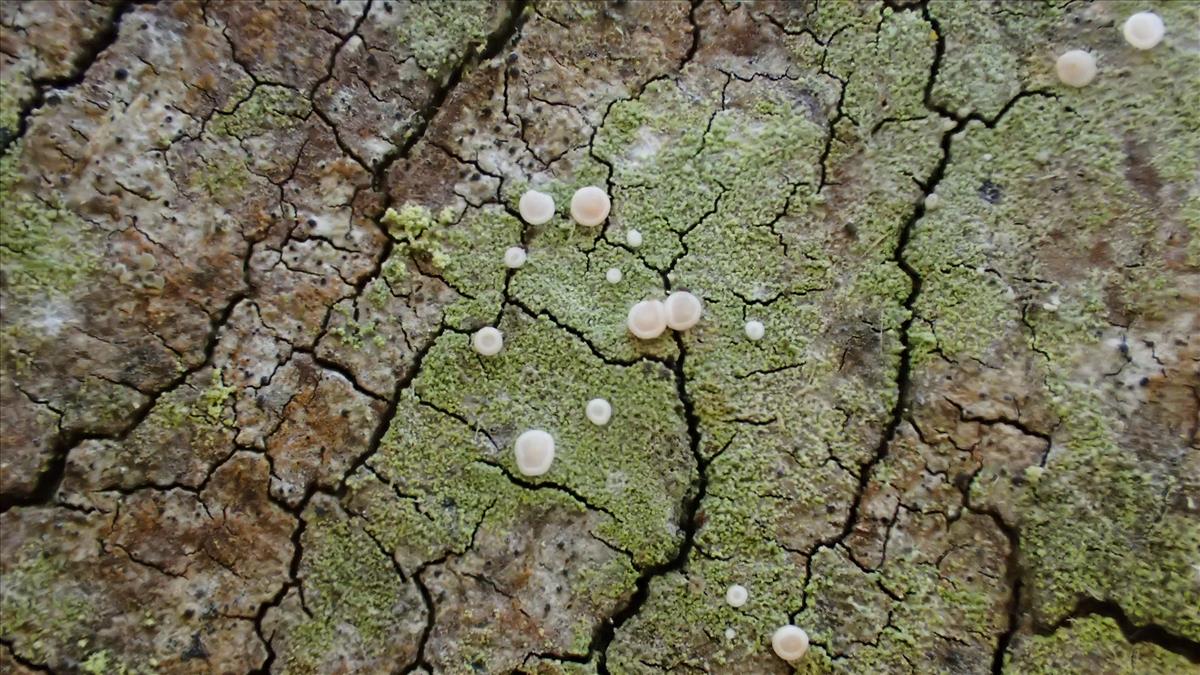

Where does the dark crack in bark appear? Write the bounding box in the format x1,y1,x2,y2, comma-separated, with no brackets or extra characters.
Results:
0,1,140,154
1037,597,1200,665
589,326,708,675
371,0,531,190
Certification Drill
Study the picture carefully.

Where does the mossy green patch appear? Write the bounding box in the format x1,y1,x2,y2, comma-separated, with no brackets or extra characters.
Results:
607,558,806,672
592,72,832,271
927,0,1057,119
519,655,599,675
349,388,516,573
0,146,101,301
329,301,386,350
1006,615,1198,674
902,3,1200,640
697,429,857,562
820,5,937,130
0,75,26,132
412,309,693,567
381,202,518,327
0,550,95,664
276,495,425,674
197,367,236,426
189,155,250,197
510,235,676,363
79,649,140,675
209,84,311,138
398,1,496,77
1019,386,1200,638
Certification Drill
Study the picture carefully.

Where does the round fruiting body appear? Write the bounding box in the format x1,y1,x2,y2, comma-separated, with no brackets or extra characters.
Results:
514,429,555,476
744,320,765,341
725,584,748,608
664,291,703,331
570,186,611,226
472,327,504,356
586,398,612,426
771,625,809,661
627,300,668,340
1056,50,1097,87
1123,12,1164,50
503,246,527,269
519,190,555,225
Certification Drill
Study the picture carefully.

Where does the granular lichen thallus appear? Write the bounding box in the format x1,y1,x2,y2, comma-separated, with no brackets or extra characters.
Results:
1,1,1196,672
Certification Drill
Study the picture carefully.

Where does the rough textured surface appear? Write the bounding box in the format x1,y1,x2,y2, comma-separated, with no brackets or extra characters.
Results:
1,1,1197,673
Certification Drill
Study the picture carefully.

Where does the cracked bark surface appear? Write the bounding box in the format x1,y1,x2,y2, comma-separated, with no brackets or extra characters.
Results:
1,1,1198,673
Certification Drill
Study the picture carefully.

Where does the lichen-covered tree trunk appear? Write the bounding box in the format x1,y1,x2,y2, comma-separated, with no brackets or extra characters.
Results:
1,1,1197,673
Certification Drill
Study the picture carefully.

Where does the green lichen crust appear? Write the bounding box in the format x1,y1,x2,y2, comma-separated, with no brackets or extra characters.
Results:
209,83,312,139
264,494,427,674
1,0,1198,672
906,0,1200,643
0,146,101,301
1006,615,1200,675
401,308,693,569
398,0,498,78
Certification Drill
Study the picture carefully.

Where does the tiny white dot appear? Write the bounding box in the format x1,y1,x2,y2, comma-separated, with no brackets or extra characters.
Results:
606,267,623,284
514,429,555,476
472,327,503,356
725,584,748,608
503,246,527,269
1056,50,1097,88
626,229,643,248
585,398,612,426
744,320,765,341
724,627,737,640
